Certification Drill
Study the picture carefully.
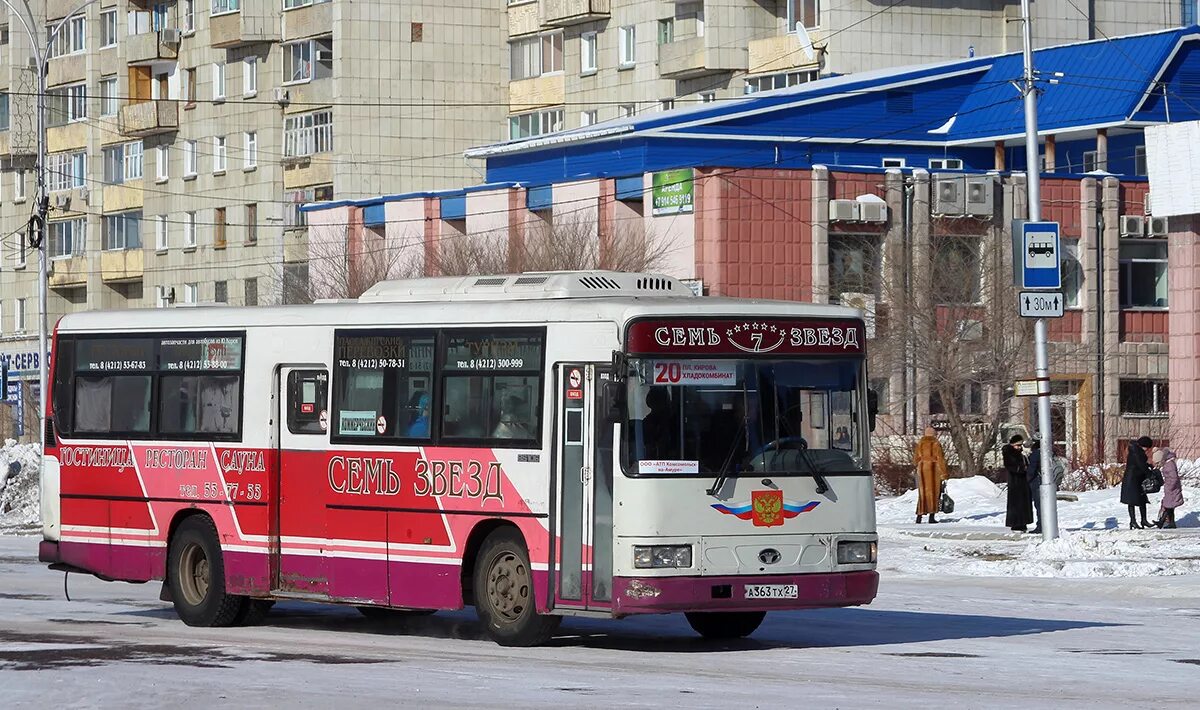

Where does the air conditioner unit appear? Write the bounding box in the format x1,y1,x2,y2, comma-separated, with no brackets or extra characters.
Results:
159,28,181,45
316,49,333,62
965,176,994,217
858,201,888,223
53,193,70,209
1120,215,1145,238
828,199,859,222
933,174,965,215
78,186,90,203
1148,215,1169,238
273,87,290,105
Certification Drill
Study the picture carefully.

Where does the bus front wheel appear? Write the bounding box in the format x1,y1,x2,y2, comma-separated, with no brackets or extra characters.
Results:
473,529,560,647
167,516,244,627
685,611,766,640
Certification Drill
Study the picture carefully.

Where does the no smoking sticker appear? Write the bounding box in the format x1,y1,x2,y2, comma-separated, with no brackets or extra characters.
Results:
568,368,582,389
318,410,329,432
376,415,387,435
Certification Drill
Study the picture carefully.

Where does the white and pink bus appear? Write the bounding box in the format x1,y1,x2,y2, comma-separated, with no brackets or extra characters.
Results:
39,271,878,646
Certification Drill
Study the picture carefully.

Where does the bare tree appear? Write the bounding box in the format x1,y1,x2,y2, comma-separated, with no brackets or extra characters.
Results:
281,225,420,303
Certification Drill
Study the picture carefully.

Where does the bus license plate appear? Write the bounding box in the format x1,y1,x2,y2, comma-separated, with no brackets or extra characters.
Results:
744,584,798,599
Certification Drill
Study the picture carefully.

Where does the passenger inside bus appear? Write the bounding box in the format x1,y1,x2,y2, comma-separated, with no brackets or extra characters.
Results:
198,377,239,434
640,387,678,459
405,392,431,437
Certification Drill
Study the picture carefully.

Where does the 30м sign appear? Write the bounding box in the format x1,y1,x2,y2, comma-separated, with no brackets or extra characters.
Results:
652,169,694,216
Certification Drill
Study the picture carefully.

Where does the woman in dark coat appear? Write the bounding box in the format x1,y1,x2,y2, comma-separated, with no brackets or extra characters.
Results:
1121,436,1154,529
1002,434,1033,532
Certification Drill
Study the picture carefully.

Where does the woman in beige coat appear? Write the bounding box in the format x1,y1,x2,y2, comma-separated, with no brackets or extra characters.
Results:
914,427,950,523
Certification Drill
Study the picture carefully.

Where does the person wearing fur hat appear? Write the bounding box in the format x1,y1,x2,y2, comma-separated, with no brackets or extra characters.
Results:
1151,447,1185,529
1120,436,1154,529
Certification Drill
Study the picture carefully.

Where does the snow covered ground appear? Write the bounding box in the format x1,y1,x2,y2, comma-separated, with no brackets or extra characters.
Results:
0,441,40,535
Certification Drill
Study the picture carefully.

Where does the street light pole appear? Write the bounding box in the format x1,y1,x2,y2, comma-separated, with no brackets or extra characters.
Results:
1019,0,1060,542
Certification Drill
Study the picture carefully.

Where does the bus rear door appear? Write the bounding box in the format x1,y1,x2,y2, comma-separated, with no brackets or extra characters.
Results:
554,363,614,611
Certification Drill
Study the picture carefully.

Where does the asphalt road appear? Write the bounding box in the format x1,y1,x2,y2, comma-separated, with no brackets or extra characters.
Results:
2,535,1199,709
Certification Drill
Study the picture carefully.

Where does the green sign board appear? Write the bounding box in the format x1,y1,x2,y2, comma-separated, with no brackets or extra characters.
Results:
652,169,694,216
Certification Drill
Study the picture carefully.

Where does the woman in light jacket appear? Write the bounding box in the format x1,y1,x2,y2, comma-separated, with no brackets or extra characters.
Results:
1152,447,1185,529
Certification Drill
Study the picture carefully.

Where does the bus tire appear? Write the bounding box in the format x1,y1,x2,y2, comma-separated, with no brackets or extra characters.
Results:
473,529,560,647
233,599,275,626
167,516,243,627
685,611,766,640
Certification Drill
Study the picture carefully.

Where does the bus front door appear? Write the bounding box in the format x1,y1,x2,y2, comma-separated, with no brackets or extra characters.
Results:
554,363,614,611
273,366,331,598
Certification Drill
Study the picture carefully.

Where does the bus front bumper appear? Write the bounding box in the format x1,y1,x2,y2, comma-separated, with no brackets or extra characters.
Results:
611,570,878,615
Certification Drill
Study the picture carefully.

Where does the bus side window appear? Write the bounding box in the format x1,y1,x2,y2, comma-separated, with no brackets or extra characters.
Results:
287,370,328,435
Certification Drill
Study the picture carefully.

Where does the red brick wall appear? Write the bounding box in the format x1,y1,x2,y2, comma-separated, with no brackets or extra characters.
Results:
1047,309,1083,342
1120,310,1168,343
1120,182,1150,217
829,172,887,202
695,168,813,300
1039,179,1082,237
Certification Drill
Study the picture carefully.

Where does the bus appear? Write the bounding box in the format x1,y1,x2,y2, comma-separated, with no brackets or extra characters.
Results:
39,271,879,647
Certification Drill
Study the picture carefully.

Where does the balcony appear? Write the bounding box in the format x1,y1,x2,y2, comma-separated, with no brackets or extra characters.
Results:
539,0,609,27
46,0,77,20
47,54,86,87
658,36,746,80
49,256,89,289
211,7,280,48
283,0,333,41
101,249,144,284
118,100,179,138
126,31,179,65
748,33,823,75
509,74,565,113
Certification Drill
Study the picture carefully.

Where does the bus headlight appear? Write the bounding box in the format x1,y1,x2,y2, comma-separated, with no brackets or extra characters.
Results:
837,541,877,565
633,545,693,569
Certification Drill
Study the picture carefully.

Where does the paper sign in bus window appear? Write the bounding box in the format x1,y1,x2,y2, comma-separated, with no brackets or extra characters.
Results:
339,410,378,436
638,460,700,474
650,360,737,386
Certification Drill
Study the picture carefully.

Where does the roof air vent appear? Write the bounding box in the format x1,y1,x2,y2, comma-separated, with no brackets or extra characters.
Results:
636,277,674,291
473,277,507,287
513,275,550,286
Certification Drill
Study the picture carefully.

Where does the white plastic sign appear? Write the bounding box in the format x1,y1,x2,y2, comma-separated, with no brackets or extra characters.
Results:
638,460,700,474
651,360,737,386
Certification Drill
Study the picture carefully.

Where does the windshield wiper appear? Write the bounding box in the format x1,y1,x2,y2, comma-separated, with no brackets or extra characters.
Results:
706,420,746,496
796,442,830,495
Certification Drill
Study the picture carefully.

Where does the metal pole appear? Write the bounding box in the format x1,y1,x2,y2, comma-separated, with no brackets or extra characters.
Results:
36,54,48,450
1020,0,1059,541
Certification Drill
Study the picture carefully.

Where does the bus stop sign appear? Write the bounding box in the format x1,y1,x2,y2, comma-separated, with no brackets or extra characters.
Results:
1016,221,1061,290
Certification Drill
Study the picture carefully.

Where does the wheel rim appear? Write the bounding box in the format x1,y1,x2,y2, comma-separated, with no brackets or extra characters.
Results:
178,543,210,607
485,551,530,623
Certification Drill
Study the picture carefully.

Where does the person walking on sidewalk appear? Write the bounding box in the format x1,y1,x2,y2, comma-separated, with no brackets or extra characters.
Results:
1027,438,1044,534
1002,434,1033,532
914,427,949,524
1121,436,1154,529
1151,447,1185,529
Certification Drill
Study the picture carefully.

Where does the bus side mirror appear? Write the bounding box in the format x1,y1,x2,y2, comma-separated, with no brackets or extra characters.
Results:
867,389,879,432
604,381,626,424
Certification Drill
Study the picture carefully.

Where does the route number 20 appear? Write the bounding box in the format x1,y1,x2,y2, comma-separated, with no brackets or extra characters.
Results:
653,362,682,384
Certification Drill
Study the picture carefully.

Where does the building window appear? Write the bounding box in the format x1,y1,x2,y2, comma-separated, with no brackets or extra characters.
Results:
47,84,88,125
618,103,636,118
47,16,86,58
930,382,984,416
212,63,226,101
211,0,240,15
618,25,636,68
284,185,333,229
510,31,562,81
1120,380,1168,416
1134,145,1147,176
244,278,258,306
184,140,198,176
243,57,258,95
104,142,145,184
1082,150,1099,173
929,158,964,170
932,235,982,305
787,0,821,31
14,170,25,200
1118,240,1168,308
580,110,597,127
284,110,333,156
657,18,674,45
103,211,142,250
508,108,564,140
156,285,172,308
183,283,198,304
284,40,312,83
744,70,815,94
660,98,675,111
47,151,87,192
542,30,563,73
828,234,882,301
14,298,26,333
244,131,257,168
0,92,8,130
155,214,168,251
214,281,228,303
700,92,716,103
581,31,597,74
213,136,227,173
1062,239,1083,308
99,78,119,116
156,145,169,180
184,212,197,247
246,203,258,244
869,378,890,414
49,218,86,259
882,157,907,168
100,10,118,47
183,0,196,33
215,207,227,249
1184,0,1197,26
152,3,170,31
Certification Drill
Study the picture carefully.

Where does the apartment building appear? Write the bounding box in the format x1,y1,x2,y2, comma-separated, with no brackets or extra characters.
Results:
502,0,1188,140
0,0,506,434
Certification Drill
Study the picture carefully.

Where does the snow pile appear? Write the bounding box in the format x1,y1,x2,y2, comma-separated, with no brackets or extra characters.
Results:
1015,530,1197,578
876,475,1004,526
0,440,41,533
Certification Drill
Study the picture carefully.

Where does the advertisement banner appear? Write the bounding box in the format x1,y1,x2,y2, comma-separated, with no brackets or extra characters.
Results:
651,169,694,216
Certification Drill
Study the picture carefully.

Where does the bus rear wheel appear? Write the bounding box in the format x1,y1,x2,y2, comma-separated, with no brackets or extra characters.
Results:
167,516,244,627
685,611,766,640
473,529,560,647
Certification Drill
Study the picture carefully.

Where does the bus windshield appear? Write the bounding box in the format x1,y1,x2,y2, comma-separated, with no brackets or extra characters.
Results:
622,357,867,476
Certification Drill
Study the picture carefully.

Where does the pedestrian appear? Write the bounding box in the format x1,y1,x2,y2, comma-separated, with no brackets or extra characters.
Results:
1002,434,1033,532
1151,447,1185,529
1026,438,1043,534
914,427,949,524
1120,436,1154,529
